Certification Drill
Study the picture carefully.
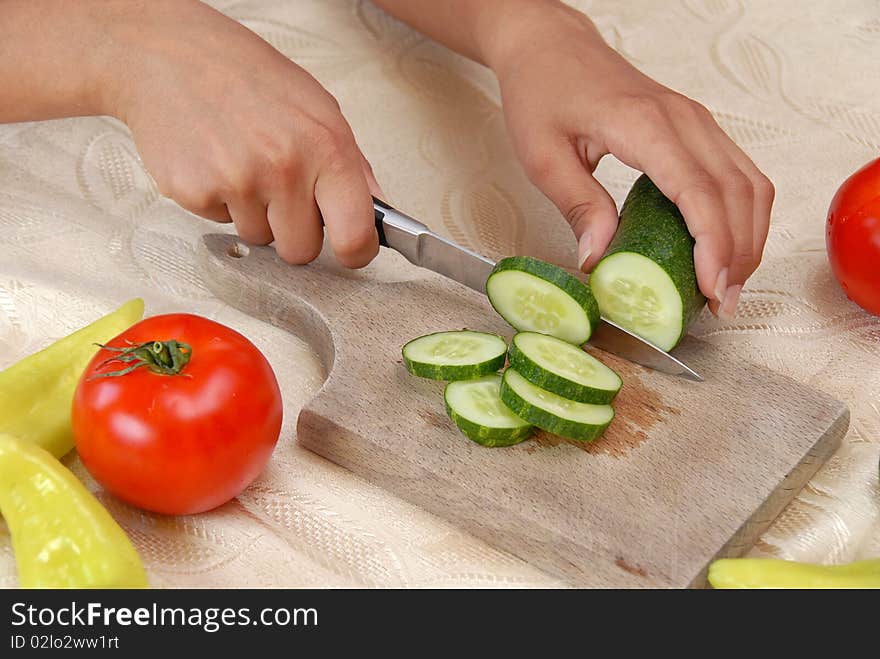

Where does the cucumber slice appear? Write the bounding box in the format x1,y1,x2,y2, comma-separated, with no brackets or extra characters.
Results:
444,375,534,447
508,332,622,404
500,369,614,442
486,256,599,345
591,175,707,351
403,330,507,381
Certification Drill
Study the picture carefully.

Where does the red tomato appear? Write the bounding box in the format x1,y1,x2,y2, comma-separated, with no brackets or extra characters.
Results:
826,158,880,316
73,314,283,515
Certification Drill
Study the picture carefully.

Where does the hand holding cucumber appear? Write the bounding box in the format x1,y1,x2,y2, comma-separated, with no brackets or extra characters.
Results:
481,2,775,321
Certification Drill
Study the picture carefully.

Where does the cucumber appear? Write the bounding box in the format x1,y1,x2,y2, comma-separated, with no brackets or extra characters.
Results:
500,369,614,442
486,256,600,345
444,375,534,447
590,175,706,351
403,330,507,381
508,332,622,404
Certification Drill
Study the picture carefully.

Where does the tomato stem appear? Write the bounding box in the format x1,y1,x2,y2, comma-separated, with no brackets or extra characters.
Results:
90,339,193,379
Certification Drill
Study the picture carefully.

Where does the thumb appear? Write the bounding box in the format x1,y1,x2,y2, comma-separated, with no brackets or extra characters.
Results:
526,145,619,272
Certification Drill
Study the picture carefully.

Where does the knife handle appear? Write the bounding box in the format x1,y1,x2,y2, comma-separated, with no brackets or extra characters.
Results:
372,196,391,248
321,194,431,265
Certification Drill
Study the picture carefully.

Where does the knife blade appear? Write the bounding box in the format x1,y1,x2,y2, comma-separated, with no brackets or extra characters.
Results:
372,197,703,381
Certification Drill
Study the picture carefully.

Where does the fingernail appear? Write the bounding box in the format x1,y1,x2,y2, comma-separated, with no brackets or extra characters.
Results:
718,285,742,321
577,232,592,272
713,267,728,304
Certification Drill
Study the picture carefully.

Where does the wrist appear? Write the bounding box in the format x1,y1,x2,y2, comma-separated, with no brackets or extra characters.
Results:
478,1,609,78
0,0,158,123
70,0,155,120
84,0,205,122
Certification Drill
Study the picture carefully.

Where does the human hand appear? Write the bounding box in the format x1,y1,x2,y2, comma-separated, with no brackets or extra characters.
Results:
109,0,381,267
484,2,774,318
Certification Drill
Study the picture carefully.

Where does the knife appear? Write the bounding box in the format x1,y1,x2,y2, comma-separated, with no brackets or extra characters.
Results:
371,197,703,381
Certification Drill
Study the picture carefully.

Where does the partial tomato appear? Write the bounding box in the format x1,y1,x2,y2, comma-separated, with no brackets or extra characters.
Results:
73,314,283,515
826,158,880,316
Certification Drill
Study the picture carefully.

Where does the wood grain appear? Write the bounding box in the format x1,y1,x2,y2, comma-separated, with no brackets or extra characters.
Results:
201,234,848,588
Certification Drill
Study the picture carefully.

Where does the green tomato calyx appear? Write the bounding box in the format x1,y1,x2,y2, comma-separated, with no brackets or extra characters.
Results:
90,339,193,378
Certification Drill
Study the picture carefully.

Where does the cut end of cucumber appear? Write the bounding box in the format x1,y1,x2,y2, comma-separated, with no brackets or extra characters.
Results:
444,375,533,447
590,252,683,351
403,330,507,381
487,258,597,345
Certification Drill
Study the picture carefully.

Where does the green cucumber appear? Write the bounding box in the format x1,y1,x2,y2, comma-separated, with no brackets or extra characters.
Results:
590,174,707,351
508,332,621,404
444,375,534,447
500,369,614,442
403,330,507,381
486,256,600,345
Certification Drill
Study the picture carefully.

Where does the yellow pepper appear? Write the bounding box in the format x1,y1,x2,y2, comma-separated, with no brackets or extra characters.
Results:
0,299,144,458
0,433,148,588
709,557,880,589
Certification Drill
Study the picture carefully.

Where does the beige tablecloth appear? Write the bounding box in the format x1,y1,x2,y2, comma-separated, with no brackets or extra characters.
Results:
1,0,878,587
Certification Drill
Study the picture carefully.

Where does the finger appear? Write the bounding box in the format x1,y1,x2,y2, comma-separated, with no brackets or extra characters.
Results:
360,155,385,199
683,108,776,319
707,297,722,318
157,178,232,223
266,188,324,265
669,114,755,320
697,153,751,320
200,204,233,223
521,135,618,272
603,115,733,306
710,124,775,261
314,152,379,269
178,201,232,223
226,198,273,246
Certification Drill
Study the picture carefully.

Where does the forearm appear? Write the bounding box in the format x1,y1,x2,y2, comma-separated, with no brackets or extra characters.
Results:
369,0,605,70
0,0,140,123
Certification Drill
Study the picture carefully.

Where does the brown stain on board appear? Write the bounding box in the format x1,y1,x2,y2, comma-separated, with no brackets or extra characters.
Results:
419,408,454,431
615,557,648,578
522,348,680,458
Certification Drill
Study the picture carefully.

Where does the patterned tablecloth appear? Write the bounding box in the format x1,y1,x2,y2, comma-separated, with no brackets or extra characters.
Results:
1,0,878,587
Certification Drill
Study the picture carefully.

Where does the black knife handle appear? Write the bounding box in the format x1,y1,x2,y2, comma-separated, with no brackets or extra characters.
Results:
372,196,391,247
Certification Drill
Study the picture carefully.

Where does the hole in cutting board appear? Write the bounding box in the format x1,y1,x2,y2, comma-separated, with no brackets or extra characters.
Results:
226,242,250,259
203,233,336,380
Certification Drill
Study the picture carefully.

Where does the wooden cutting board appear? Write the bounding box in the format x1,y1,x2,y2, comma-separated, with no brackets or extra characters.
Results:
200,234,848,588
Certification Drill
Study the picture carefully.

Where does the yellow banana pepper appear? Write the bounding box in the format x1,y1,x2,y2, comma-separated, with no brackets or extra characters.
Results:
0,433,148,588
709,557,880,589
0,299,144,458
